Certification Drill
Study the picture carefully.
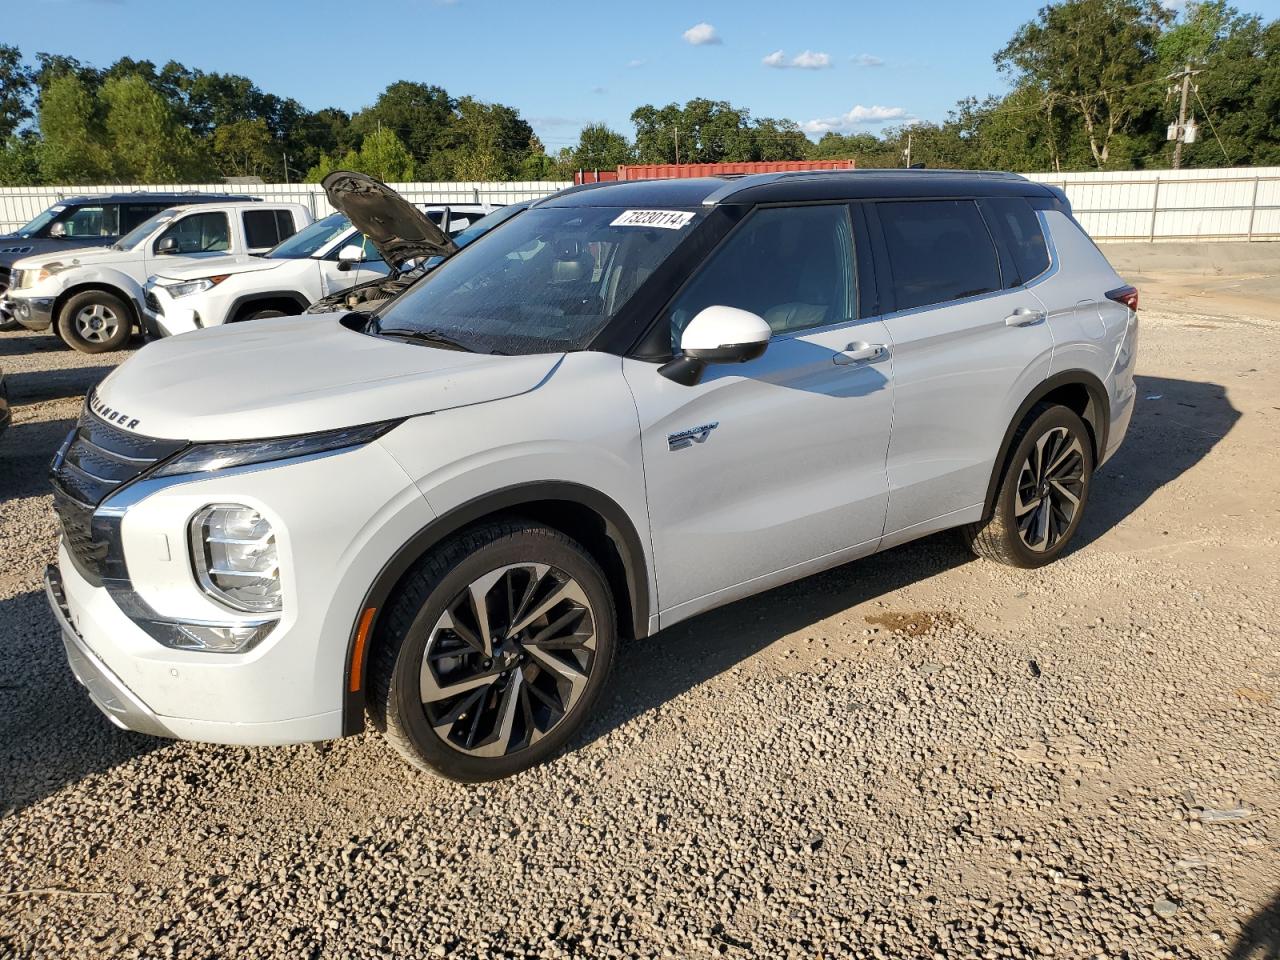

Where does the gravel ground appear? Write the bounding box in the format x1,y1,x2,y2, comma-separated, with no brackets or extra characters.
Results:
1,244,1278,959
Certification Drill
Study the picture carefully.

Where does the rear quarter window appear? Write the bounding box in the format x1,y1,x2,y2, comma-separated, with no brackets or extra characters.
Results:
875,200,1002,312
980,197,1051,287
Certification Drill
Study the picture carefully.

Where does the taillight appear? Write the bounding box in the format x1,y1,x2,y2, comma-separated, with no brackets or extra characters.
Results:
1106,284,1139,312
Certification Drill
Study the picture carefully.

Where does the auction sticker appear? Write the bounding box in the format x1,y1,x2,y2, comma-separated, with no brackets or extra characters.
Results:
611,209,696,230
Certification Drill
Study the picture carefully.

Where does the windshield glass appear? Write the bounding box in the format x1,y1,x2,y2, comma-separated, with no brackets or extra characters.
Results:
374,205,702,354
16,205,66,237
416,204,527,273
266,212,351,259
113,209,177,250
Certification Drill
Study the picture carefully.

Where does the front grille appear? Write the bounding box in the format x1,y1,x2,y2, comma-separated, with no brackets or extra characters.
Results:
50,405,186,582
144,290,163,316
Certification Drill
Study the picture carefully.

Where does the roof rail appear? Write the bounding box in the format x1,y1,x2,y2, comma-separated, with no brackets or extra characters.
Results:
701,167,1028,205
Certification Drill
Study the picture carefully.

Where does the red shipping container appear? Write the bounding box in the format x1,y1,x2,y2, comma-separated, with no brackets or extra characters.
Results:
615,160,856,180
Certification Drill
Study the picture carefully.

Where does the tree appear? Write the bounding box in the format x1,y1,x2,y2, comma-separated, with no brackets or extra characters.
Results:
213,118,277,179
0,45,34,142
37,72,109,182
352,81,456,178
0,132,41,185
572,123,632,171
996,0,1171,169
447,97,537,180
304,127,416,183
101,74,211,181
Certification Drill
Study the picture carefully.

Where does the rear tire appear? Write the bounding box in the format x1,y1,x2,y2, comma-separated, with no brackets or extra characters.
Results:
57,290,133,354
963,403,1094,568
368,519,617,781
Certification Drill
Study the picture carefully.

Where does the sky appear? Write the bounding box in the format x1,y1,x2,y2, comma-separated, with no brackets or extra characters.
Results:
15,0,1280,151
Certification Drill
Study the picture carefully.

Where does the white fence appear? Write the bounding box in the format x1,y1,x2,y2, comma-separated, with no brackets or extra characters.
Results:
0,181,571,234
2,168,1279,241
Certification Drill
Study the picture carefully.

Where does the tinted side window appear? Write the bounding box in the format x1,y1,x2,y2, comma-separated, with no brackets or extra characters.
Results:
876,200,1001,312
121,204,171,232
156,211,230,254
243,209,296,249
668,204,854,347
981,197,1050,287
61,205,118,238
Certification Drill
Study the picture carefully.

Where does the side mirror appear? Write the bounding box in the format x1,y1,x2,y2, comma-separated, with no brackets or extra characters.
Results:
659,305,771,386
49,222,67,238
336,243,364,271
156,236,179,255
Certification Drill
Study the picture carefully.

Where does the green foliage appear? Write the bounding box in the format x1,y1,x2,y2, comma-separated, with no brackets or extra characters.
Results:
101,74,212,181
572,123,633,170
305,127,416,183
0,44,34,142
212,118,277,180
37,72,109,182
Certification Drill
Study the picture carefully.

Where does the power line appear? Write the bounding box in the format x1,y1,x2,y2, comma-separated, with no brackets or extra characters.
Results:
1192,87,1232,164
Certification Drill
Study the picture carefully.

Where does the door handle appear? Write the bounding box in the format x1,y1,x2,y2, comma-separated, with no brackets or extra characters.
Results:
833,342,889,366
1005,307,1045,327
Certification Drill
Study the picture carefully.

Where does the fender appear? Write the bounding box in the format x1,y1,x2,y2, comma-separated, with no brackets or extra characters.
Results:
55,268,146,325
226,290,310,323
340,481,651,735
982,369,1111,516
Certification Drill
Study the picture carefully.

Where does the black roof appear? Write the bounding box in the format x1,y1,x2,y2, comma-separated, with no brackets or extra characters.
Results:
538,170,1058,208
50,191,260,206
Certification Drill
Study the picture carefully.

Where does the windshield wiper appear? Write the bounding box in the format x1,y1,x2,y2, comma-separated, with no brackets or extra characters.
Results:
376,327,473,352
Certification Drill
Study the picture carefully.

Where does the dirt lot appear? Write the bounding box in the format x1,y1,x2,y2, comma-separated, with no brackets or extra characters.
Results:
1,243,1278,959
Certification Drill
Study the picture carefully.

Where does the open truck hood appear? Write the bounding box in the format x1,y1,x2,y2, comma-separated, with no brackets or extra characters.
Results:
93,313,562,441
321,171,459,269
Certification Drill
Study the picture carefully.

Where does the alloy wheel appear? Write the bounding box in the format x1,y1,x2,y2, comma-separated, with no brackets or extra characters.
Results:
420,562,597,758
1014,425,1086,552
74,303,121,344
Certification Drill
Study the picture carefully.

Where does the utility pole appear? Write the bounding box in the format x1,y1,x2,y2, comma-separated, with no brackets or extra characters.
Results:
1168,62,1200,170
673,126,680,165
283,152,290,185
903,132,912,168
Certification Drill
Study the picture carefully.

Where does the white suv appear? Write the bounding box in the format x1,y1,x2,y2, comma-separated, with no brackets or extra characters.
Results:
46,171,1138,781
7,201,311,353
144,198,497,336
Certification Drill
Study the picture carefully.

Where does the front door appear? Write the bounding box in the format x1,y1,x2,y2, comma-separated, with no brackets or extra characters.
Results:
624,203,894,624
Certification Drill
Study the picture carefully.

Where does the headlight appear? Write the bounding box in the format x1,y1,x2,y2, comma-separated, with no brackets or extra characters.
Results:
163,275,229,299
190,504,281,614
152,420,400,478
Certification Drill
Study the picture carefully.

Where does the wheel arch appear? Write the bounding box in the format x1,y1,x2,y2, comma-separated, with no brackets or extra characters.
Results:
341,481,651,735
54,281,140,329
982,370,1110,517
227,290,309,324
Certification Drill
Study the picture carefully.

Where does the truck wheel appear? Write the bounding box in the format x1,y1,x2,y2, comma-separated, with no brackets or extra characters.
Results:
368,519,617,781
57,290,133,354
962,403,1094,568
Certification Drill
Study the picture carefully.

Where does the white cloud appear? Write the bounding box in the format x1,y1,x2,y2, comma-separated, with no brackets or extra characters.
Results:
626,58,647,68
791,50,832,69
683,22,722,45
764,49,833,69
851,53,884,67
801,104,907,134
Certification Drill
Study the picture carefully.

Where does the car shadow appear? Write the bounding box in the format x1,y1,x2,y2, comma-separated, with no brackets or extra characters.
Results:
1076,373,1239,545
581,373,1236,752
5,365,116,404
1233,891,1280,959
0,416,74,500
0,587,161,818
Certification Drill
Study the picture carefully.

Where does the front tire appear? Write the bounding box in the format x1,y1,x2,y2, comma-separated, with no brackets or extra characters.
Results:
239,308,286,322
57,290,133,353
368,519,617,781
963,404,1094,568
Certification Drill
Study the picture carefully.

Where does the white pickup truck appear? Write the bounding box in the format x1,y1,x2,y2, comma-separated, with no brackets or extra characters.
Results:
6,200,312,353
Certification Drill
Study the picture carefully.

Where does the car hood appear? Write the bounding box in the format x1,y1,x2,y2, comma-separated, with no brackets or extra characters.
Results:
92,313,562,442
0,235,115,269
9,243,131,273
151,254,281,282
322,170,458,269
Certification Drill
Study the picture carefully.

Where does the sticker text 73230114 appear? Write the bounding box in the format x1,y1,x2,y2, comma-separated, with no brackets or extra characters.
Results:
610,210,696,230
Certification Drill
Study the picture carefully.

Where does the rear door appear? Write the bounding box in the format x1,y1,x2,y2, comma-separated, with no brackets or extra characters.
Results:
241,208,299,255
625,202,893,623
868,198,1054,540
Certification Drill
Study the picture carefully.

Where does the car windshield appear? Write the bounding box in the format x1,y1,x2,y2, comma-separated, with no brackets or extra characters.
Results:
415,204,526,273
113,210,177,250
266,213,351,259
373,205,702,354
16,205,64,237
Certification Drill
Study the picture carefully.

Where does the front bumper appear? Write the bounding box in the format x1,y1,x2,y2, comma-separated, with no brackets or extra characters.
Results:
46,565,173,739
10,295,55,332
143,286,200,338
